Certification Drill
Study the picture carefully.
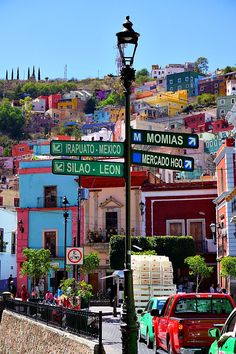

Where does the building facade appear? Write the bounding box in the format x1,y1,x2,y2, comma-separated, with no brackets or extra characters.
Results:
217,95,236,119
166,71,203,97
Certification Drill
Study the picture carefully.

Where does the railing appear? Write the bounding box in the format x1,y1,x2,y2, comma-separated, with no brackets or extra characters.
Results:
195,240,208,253
5,299,102,352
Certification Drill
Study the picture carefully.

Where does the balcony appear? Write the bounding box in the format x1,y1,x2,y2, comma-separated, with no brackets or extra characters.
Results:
37,196,63,208
195,239,217,253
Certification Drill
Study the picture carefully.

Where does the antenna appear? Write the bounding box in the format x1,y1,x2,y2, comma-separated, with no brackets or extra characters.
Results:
64,64,67,81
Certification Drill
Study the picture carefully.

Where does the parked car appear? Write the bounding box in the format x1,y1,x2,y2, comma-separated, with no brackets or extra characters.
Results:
138,296,168,348
208,307,236,354
151,293,235,354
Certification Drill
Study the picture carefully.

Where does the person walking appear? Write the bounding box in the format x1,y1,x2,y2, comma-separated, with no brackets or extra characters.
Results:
210,284,215,293
21,285,29,301
9,281,17,299
8,274,13,291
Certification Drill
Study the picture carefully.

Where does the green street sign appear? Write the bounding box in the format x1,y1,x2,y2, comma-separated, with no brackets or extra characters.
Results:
52,159,124,177
50,140,124,157
131,150,194,172
131,129,199,149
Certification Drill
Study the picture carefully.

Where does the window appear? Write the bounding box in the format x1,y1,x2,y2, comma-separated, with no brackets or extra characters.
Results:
166,220,185,236
220,168,224,193
44,231,56,257
170,87,173,91
186,84,189,88
11,232,16,254
215,90,218,94
44,186,57,207
14,198,19,207
0,197,3,206
178,85,182,90
214,83,218,88
175,298,233,315
231,98,235,104
169,80,173,84
190,77,193,82
178,78,181,83
200,87,204,92
0,228,6,252
187,219,205,252
19,147,24,152
220,99,225,105
221,109,225,114
106,212,118,231
185,77,189,82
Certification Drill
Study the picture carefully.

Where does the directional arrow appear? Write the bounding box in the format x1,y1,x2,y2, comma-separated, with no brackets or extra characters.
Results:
187,137,197,147
52,143,62,153
184,160,193,170
54,162,64,172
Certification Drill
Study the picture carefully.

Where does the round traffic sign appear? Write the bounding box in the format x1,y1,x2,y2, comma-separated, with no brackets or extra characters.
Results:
67,248,83,264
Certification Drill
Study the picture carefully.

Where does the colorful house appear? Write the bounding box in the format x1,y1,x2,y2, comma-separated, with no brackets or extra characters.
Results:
217,95,236,118
214,138,236,298
198,75,226,96
140,90,188,116
16,159,82,294
166,71,203,97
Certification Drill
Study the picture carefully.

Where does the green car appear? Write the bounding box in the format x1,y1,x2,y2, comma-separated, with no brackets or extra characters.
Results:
208,307,236,354
138,296,168,348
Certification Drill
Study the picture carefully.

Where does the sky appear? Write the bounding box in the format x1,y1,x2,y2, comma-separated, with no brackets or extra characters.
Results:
0,0,235,81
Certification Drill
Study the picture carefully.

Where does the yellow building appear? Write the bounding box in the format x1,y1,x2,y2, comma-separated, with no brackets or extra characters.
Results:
142,90,188,116
58,97,80,111
107,106,125,122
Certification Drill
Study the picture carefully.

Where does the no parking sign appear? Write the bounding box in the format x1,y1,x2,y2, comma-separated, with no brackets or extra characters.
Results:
66,247,84,265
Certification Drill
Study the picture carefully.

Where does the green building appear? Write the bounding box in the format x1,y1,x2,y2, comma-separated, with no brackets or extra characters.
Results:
166,71,203,97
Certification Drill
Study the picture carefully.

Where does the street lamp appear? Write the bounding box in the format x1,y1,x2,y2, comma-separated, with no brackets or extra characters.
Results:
62,196,69,278
116,16,140,354
210,222,219,245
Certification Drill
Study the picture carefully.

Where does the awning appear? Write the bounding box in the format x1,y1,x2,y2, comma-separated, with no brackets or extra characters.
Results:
100,270,124,280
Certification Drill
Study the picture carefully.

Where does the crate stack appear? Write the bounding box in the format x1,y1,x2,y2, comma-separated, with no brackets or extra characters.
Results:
131,255,176,308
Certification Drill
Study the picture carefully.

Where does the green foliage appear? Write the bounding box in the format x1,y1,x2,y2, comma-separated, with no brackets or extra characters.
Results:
197,93,216,105
77,280,93,300
84,97,96,114
19,81,78,99
60,277,76,296
221,257,236,278
136,68,150,77
135,68,152,85
97,91,124,108
80,252,100,275
0,99,25,138
194,57,209,74
185,255,213,292
54,124,82,139
109,236,195,270
21,248,52,288
131,250,157,255
223,66,236,74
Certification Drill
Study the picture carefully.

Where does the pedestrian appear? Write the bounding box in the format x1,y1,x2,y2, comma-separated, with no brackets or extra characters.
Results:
9,280,17,299
45,290,54,303
210,284,215,293
57,286,63,297
216,284,221,293
8,274,13,291
21,285,29,301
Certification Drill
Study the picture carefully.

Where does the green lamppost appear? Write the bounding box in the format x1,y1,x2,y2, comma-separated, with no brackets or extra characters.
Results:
62,195,69,279
116,16,140,354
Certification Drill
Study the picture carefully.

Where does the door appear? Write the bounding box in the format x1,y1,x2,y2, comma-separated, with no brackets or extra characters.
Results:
106,212,118,239
189,221,204,252
88,273,99,294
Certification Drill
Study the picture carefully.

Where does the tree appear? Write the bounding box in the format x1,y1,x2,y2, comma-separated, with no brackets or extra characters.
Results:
17,67,20,80
20,248,52,290
32,66,35,79
185,255,213,292
27,67,30,80
84,97,96,114
11,69,14,80
223,66,236,74
5,70,8,81
38,67,41,81
197,93,216,106
0,99,25,138
221,256,236,278
80,252,100,276
194,57,209,74
19,96,33,125
135,68,151,85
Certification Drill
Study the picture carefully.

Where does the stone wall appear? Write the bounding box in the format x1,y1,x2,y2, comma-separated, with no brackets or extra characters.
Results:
0,310,102,354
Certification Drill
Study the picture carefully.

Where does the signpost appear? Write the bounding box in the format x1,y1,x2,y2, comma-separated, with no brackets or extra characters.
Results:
131,129,199,149
66,247,83,265
50,140,124,157
131,150,194,172
52,159,124,177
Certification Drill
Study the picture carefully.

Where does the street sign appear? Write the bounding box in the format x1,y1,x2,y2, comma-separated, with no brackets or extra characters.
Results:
131,150,194,172
52,159,124,177
131,129,199,149
50,140,124,157
66,247,83,265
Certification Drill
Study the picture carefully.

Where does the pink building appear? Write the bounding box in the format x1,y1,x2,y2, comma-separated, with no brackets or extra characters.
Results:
48,94,62,109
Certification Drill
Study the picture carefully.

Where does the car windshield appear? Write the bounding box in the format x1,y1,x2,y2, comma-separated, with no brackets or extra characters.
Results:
175,298,233,315
157,300,166,311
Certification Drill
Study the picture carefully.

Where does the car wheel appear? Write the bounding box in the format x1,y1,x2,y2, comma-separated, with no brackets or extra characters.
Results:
168,341,174,354
146,330,153,349
138,328,144,342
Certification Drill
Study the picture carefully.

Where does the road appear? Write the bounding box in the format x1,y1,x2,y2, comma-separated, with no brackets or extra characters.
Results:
102,314,165,354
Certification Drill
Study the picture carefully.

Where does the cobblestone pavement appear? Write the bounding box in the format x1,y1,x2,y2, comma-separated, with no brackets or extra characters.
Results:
90,306,165,354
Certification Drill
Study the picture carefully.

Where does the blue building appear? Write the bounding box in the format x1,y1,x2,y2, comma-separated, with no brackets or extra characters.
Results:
0,208,17,292
17,159,80,294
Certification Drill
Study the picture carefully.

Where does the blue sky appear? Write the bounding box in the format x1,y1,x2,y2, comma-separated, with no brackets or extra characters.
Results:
0,0,235,80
